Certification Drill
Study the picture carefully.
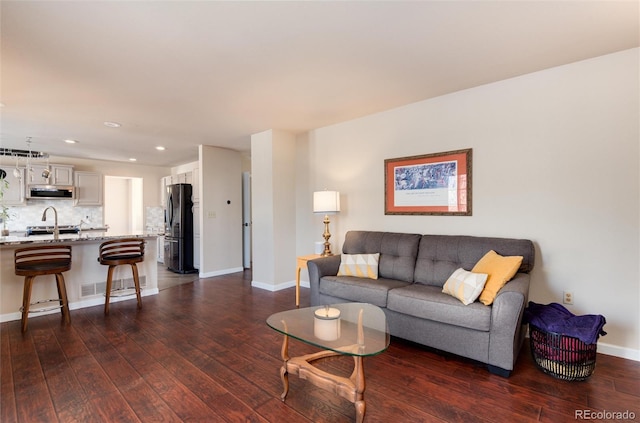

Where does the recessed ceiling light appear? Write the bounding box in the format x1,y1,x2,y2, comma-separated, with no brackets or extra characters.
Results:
129,158,137,162
64,139,78,144
155,146,166,151
104,121,121,128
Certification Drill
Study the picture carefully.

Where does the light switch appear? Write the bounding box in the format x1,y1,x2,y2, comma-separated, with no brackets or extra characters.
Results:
207,211,216,219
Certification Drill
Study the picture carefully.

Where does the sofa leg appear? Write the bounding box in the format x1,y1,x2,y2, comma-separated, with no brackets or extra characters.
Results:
487,365,511,378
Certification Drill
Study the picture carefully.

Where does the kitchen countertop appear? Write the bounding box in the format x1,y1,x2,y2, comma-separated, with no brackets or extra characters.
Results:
0,232,160,246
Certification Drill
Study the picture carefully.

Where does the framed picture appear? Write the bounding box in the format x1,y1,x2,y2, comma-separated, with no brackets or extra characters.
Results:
384,148,472,216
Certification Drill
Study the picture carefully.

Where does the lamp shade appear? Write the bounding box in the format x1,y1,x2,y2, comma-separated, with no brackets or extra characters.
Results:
313,191,340,214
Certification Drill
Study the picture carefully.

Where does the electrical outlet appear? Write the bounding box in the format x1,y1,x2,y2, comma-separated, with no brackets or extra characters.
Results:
563,291,573,305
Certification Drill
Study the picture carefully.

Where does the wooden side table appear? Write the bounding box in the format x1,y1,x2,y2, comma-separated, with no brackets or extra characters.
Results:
295,254,321,307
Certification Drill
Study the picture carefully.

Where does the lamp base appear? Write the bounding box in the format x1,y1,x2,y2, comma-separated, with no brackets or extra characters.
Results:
321,214,333,256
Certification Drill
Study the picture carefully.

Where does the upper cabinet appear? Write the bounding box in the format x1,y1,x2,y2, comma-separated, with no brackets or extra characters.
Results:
29,164,74,186
1,168,26,205
171,172,192,185
53,165,74,185
74,171,103,206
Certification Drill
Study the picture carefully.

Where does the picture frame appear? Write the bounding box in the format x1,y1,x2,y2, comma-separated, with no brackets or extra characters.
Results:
384,148,472,216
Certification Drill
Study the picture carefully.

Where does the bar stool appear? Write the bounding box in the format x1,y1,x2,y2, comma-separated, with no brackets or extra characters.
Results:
14,245,72,332
98,238,145,315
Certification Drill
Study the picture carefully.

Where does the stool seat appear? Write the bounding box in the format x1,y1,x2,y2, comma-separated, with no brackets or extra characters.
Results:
16,260,71,275
14,245,72,332
98,238,145,315
100,254,143,263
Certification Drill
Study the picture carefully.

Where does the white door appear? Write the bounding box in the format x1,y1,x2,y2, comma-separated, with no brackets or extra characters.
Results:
242,172,251,269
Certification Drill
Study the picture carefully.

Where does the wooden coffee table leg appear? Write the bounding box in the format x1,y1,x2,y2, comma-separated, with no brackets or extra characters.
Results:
352,354,366,423
355,400,366,423
280,320,290,401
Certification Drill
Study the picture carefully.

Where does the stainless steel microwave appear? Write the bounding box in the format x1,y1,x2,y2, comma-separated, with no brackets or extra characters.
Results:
27,185,75,200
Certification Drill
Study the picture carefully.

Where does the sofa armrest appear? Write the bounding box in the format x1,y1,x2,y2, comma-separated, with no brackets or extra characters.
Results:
307,255,341,306
488,273,530,372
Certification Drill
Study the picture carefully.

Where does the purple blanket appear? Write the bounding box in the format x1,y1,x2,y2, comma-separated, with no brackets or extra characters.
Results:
524,302,606,345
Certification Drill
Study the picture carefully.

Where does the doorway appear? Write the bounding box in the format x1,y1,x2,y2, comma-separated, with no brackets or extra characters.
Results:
104,176,143,234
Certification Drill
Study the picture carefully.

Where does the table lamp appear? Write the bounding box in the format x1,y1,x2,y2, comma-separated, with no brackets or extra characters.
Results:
313,190,340,256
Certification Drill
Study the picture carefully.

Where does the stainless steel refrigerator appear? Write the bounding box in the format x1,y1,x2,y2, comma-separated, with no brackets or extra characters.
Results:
164,183,196,273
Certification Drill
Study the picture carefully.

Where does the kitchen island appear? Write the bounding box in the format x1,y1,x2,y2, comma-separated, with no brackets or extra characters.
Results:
0,232,158,322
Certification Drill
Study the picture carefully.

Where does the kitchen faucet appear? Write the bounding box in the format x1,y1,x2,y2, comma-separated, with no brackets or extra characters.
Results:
42,206,59,240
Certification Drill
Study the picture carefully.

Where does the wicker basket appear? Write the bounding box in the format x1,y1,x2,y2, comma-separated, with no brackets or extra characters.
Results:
529,324,597,381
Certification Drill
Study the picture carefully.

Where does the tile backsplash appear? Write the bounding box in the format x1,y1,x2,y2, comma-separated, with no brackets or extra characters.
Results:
145,206,165,233
2,200,165,234
2,200,103,233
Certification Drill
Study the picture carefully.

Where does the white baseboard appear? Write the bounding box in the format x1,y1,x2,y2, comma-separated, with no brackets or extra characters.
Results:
596,341,640,361
251,280,309,292
251,280,292,292
199,267,244,279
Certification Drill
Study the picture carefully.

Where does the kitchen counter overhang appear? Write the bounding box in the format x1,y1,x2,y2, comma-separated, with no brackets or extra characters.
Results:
0,233,159,322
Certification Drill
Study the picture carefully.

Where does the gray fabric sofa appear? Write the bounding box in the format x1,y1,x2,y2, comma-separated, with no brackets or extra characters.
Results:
307,230,535,377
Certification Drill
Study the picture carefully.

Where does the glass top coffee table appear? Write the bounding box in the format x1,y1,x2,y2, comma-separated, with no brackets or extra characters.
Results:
267,303,389,423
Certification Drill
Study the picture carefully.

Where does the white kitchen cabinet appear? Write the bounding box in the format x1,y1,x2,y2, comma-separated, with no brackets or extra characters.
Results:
193,235,200,270
157,235,165,264
1,167,25,205
53,165,74,185
29,164,74,185
170,172,193,186
74,171,103,206
192,203,200,270
171,173,186,184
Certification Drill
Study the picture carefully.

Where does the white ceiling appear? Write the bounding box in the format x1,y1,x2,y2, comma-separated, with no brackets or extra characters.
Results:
1,1,638,167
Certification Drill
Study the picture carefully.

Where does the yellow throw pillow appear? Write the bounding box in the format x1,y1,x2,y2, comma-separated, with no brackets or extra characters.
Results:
337,253,380,279
473,250,523,305
442,268,488,305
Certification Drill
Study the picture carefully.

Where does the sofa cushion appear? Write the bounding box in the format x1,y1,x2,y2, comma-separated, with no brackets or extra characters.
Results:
414,235,535,287
337,253,380,279
319,275,410,308
387,284,492,331
473,250,523,306
442,268,488,305
342,231,421,283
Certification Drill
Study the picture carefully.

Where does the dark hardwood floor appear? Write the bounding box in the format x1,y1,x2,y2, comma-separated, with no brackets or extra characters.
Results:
2,269,639,422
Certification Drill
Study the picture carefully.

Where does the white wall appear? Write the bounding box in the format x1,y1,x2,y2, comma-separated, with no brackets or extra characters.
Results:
299,49,639,358
104,176,131,234
295,132,318,257
199,145,243,276
251,130,297,290
251,131,275,285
